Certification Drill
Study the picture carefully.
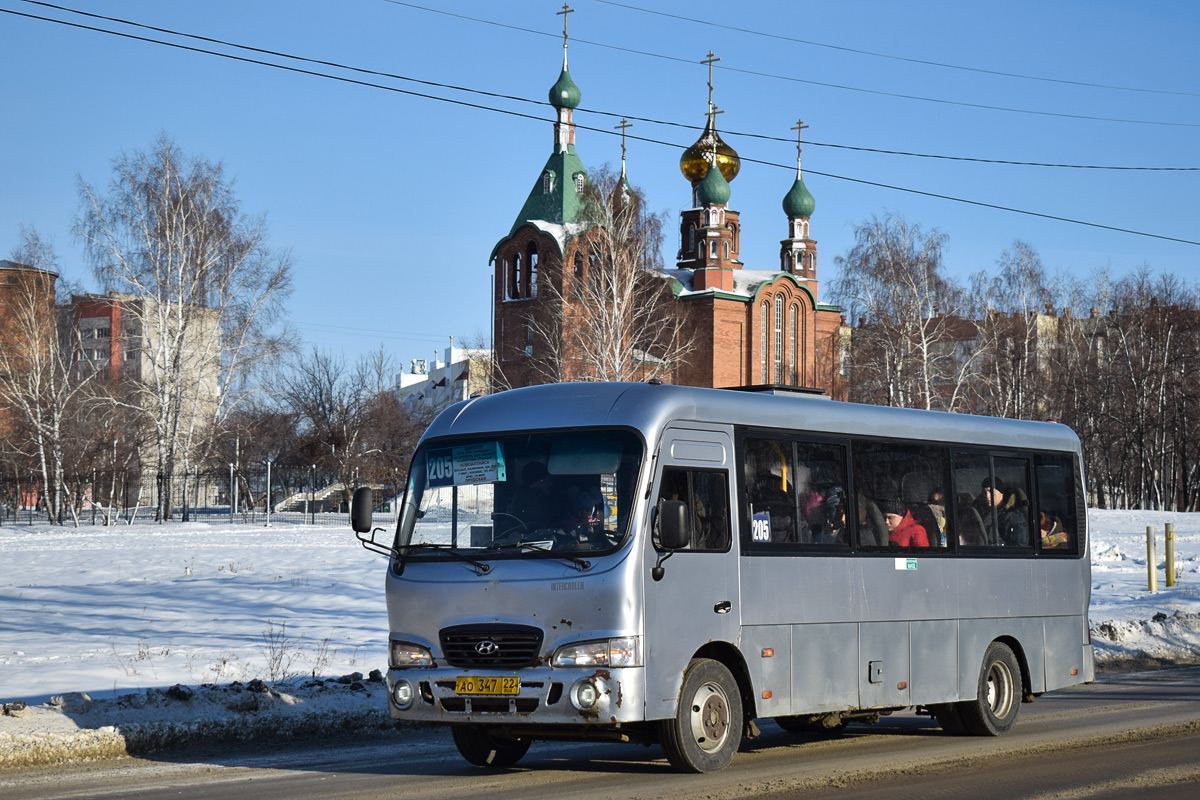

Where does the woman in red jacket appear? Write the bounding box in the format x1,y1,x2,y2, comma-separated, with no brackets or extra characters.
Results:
880,499,930,548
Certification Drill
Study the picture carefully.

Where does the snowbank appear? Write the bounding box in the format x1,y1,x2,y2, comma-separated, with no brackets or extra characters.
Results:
1,510,1197,770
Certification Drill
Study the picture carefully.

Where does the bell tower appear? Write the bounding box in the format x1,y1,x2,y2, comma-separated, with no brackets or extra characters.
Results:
780,119,818,299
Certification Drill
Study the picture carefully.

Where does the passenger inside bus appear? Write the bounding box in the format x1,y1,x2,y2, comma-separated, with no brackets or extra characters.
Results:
880,498,930,547
977,478,1030,546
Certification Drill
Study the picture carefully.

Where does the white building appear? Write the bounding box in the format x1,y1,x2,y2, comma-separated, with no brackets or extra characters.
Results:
395,346,489,414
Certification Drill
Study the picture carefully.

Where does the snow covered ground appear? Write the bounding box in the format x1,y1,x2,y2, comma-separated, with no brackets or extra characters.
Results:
1,509,1197,768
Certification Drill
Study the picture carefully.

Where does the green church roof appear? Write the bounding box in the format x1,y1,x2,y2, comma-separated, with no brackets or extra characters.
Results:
490,146,590,261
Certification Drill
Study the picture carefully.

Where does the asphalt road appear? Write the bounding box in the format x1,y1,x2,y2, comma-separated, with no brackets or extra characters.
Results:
4,667,1199,800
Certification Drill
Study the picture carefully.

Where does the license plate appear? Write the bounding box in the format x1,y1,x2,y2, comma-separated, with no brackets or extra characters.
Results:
455,675,520,696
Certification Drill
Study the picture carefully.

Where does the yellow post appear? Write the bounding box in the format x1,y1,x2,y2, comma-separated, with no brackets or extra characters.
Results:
1165,523,1175,588
1146,526,1157,592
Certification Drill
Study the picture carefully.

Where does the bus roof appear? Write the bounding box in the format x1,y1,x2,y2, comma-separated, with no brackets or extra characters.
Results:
422,382,1081,454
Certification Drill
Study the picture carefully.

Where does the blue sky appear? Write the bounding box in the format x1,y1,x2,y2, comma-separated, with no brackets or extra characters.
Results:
3,0,1197,369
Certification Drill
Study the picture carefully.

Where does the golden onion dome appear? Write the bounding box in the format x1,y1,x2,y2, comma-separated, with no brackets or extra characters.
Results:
679,116,740,184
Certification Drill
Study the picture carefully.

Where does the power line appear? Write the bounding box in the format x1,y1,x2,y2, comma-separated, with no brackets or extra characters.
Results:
594,0,1200,98
14,1,1198,171
380,0,1200,128
4,5,1197,248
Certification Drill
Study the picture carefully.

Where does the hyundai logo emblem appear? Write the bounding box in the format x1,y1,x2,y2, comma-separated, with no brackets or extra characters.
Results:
475,640,500,656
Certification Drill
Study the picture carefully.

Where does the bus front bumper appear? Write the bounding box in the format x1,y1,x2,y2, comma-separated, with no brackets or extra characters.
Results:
387,665,645,725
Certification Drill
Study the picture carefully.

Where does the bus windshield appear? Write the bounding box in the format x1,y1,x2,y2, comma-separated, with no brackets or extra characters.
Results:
399,429,643,559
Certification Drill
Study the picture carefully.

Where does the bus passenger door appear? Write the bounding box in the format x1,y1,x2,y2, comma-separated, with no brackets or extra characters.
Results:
644,427,740,720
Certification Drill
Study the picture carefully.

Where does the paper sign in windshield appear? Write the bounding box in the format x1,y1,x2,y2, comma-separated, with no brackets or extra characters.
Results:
427,443,507,487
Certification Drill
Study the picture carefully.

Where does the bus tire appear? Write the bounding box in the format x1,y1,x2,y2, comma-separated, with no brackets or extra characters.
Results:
659,658,743,773
958,641,1022,736
450,726,531,768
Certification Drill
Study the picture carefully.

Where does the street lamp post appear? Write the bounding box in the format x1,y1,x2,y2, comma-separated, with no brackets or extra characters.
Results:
265,459,272,527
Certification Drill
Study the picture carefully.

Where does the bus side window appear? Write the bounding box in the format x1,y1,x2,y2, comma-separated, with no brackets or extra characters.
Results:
657,468,730,552
1034,454,1078,552
993,457,1032,548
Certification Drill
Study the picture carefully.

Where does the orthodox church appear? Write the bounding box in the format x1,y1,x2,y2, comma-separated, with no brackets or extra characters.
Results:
490,25,846,397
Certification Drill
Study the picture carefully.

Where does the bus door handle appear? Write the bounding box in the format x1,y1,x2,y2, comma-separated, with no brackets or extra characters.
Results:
714,600,732,614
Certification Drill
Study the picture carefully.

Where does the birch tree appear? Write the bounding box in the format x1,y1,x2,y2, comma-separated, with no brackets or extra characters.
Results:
75,135,293,519
830,214,977,411
0,229,97,523
970,241,1052,419
528,167,694,383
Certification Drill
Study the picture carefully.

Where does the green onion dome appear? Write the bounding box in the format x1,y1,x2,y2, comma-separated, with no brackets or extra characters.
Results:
782,176,816,218
549,68,581,109
696,160,731,206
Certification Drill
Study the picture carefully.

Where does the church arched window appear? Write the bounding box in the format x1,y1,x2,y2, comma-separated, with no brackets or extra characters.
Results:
710,241,718,260
773,295,784,384
573,172,585,193
789,304,799,385
723,240,730,259
511,253,521,299
526,242,539,298
542,171,554,194
687,224,695,254
760,300,769,382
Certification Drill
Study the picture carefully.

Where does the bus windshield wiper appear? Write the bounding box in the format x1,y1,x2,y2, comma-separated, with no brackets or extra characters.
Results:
487,541,592,572
403,543,491,575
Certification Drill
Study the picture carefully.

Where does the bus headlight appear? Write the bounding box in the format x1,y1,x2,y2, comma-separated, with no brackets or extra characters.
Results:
390,640,434,667
552,636,641,667
391,679,415,709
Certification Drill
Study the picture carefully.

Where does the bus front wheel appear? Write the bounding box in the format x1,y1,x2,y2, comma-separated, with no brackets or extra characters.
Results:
450,726,531,768
958,641,1022,736
659,658,743,773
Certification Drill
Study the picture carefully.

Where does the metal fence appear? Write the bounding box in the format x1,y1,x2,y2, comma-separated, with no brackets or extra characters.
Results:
0,467,402,528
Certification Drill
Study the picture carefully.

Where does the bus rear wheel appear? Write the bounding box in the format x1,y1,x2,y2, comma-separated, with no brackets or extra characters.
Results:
660,658,743,773
958,641,1022,736
450,726,531,768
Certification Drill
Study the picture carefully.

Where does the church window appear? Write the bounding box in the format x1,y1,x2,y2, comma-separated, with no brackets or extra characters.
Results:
573,253,584,296
526,242,539,298
709,241,718,260
760,301,769,382
687,224,695,253
773,295,783,384
525,323,533,357
542,171,554,194
789,304,799,385
573,172,585,193
723,241,730,259
511,254,521,299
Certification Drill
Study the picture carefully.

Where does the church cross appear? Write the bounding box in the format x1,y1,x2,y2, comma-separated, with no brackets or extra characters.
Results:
615,117,633,169
791,118,809,175
701,51,721,114
557,4,575,65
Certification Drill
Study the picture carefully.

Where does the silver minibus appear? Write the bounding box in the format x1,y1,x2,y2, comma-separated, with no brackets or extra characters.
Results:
351,381,1093,772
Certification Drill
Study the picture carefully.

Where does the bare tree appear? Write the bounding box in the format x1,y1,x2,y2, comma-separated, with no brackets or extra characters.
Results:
75,134,293,519
969,241,1052,419
528,166,694,383
0,228,98,524
831,214,978,410
281,347,427,505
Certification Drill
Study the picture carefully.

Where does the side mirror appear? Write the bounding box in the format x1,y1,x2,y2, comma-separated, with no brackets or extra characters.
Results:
652,500,690,582
350,487,375,533
658,500,690,550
